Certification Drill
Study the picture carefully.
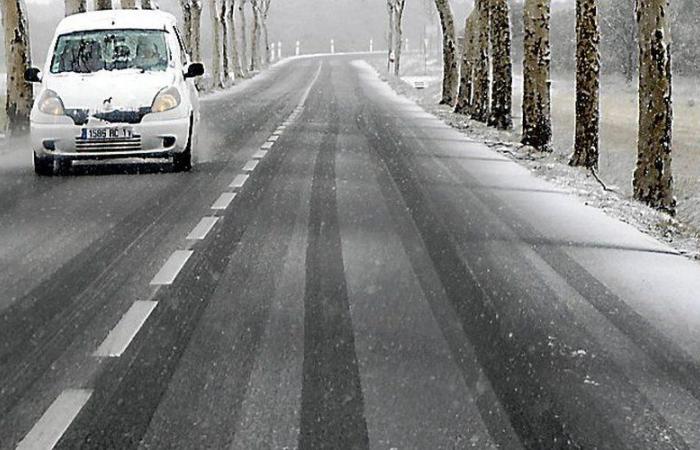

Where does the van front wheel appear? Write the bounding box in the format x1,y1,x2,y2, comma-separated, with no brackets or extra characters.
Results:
34,153,55,176
173,121,193,172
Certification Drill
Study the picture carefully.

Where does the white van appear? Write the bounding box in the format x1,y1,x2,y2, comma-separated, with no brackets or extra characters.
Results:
25,10,204,175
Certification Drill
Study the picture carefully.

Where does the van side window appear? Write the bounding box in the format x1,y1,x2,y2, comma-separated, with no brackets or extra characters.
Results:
173,27,189,64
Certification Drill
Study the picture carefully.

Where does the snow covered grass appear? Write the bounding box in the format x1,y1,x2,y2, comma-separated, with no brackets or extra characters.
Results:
366,54,700,261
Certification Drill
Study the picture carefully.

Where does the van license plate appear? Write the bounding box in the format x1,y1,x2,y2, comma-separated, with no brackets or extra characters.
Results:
81,127,133,141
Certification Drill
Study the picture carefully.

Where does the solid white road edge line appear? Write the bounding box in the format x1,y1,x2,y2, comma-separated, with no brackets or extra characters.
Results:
230,174,249,189
211,192,237,210
94,301,158,357
187,217,220,240
150,250,193,285
16,389,93,450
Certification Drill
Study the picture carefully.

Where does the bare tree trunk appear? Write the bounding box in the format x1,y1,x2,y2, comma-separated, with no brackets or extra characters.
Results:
259,0,271,66
190,0,202,62
262,23,270,65
238,0,248,76
633,0,675,213
455,11,476,114
228,0,244,78
387,1,395,72
95,0,111,9
488,0,513,129
220,0,231,84
570,0,600,168
471,0,491,122
521,0,552,151
249,0,259,71
394,0,406,76
180,0,193,52
64,0,86,15
120,0,136,8
142,0,153,9
433,0,458,105
210,0,223,87
1,0,33,136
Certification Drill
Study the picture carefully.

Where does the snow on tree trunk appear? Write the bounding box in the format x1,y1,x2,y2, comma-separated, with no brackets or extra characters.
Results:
488,0,513,130
393,0,406,77
249,0,259,72
95,0,111,10
570,0,600,168
190,0,202,62
238,0,248,76
1,0,33,136
433,0,458,105
120,0,136,8
210,0,223,87
262,23,270,65
521,0,552,151
220,0,231,84
633,0,675,213
228,0,244,78
64,0,85,15
455,11,476,114
180,0,193,52
260,0,270,66
471,0,491,123
386,1,395,73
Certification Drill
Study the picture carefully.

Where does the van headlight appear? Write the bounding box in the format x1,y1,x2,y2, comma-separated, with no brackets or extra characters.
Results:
38,90,65,116
152,87,182,113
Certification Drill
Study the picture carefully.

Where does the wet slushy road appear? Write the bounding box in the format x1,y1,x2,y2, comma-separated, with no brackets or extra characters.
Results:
2,56,700,449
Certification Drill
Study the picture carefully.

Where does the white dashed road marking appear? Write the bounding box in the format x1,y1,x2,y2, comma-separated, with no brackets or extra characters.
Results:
17,389,93,450
211,192,237,210
150,250,193,285
187,217,220,240
253,150,268,159
94,301,158,357
261,141,275,150
243,160,259,172
230,174,249,189
268,135,279,142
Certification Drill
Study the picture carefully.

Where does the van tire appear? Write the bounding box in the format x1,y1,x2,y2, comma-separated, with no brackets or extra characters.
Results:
34,153,55,176
173,120,193,172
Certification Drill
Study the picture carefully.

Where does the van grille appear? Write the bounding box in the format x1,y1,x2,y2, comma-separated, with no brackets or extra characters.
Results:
74,136,142,152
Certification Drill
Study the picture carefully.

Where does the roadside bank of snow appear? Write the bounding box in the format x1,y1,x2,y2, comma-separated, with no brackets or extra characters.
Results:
364,58,700,262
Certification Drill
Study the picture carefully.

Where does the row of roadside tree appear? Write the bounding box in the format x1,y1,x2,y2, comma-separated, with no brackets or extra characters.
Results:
388,0,675,214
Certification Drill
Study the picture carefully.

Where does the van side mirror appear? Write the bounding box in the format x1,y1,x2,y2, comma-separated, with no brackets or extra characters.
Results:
24,67,42,83
184,63,204,79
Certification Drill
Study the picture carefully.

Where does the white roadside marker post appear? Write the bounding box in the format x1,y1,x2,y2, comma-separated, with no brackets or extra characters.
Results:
370,39,373,53
270,42,276,62
278,41,282,59
296,40,300,56
330,39,335,54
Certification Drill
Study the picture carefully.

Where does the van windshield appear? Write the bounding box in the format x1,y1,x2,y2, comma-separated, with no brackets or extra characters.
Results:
50,29,169,74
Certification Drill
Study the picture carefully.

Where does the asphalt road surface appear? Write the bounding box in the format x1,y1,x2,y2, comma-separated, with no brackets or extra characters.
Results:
3,55,700,449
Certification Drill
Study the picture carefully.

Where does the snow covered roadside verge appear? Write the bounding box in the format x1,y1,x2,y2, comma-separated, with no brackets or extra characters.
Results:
199,57,294,102
363,59,700,262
